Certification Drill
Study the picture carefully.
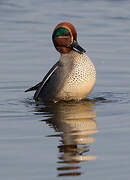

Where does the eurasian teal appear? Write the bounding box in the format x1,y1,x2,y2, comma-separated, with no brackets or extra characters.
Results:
25,22,96,102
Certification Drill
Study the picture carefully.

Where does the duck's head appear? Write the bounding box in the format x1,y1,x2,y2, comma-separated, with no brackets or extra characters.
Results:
52,22,86,54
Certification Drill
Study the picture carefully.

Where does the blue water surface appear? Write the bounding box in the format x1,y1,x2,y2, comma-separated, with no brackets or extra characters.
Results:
0,0,130,179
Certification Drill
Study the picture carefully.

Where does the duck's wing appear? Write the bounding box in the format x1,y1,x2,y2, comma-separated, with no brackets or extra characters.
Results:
25,61,59,96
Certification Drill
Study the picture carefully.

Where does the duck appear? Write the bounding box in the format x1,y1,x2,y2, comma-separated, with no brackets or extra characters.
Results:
25,22,96,102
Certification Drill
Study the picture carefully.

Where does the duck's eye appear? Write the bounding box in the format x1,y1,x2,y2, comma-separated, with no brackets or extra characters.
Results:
53,27,70,39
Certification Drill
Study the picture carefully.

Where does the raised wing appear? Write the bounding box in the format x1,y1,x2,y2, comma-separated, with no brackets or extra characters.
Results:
25,61,59,100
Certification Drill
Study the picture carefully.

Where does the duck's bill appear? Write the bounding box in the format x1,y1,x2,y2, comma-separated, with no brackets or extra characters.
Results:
70,41,86,54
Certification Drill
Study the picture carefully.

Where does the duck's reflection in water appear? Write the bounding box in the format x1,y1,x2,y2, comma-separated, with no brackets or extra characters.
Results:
36,100,99,177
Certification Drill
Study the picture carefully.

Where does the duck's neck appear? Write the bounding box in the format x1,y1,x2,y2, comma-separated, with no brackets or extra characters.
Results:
60,50,79,58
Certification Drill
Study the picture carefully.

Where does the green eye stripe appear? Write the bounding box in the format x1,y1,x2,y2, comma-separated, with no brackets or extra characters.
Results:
54,27,70,39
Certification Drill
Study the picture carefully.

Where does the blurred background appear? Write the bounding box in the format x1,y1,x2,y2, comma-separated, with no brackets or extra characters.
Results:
0,0,130,179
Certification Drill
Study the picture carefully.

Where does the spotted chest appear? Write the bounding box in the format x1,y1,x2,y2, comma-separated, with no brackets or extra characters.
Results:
64,53,96,87
56,51,96,100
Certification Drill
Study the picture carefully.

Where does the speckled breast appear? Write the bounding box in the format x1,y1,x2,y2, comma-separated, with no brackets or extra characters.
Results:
57,52,96,100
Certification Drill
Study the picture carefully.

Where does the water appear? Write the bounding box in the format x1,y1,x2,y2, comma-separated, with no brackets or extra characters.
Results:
0,0,130,179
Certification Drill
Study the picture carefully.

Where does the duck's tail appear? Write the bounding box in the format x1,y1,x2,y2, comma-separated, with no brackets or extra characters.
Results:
25,81,42,92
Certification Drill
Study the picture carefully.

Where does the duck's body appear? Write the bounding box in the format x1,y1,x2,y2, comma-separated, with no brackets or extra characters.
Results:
25,22,96,102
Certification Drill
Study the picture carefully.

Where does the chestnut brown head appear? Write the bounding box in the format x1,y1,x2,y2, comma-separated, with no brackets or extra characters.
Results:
52,22,86,54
